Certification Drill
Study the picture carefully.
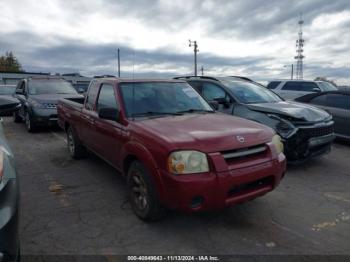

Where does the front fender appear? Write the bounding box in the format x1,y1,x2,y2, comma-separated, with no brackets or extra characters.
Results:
121,141,167,203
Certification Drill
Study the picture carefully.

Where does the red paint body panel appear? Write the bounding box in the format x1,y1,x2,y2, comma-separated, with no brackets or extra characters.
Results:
58,79,286,212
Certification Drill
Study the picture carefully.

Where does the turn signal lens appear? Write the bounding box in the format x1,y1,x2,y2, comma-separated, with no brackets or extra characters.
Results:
271,135,284,155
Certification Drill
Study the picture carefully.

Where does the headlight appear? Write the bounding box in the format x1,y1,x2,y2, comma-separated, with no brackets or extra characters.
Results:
271,135,284,155
268,114,297,138
30,99,43,108
168,151,209,174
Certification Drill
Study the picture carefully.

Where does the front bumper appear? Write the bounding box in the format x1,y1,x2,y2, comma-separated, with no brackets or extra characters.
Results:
284,123,335,163
0,179,19,261
31,107,58,126
159,153,286,212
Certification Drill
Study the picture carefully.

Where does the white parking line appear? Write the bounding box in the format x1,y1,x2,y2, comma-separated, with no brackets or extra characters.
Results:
51,131,67,143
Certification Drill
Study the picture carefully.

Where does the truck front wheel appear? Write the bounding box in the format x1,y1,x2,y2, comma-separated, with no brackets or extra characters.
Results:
66,126,86,159
127,161,164,222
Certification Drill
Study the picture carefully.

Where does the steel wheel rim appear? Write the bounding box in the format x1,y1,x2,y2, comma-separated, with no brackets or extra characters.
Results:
131,171,148,211
67,131,75,154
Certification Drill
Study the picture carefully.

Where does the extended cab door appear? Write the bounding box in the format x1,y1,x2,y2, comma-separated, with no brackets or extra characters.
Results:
93,83,123,168
80,80,100,151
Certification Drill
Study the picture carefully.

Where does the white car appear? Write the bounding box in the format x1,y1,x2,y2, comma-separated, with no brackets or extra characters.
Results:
267,80,337,100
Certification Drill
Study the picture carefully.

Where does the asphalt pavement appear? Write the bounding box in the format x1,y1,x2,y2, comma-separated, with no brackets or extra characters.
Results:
2,117,350,256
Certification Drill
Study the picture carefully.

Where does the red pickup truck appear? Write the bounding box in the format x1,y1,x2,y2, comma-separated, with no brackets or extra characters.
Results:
58,78,286,221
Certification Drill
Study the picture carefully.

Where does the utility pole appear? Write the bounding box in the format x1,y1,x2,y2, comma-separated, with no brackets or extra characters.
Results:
284,64,294,79
189,40,199,76
201,66,204,76
117,48,121,77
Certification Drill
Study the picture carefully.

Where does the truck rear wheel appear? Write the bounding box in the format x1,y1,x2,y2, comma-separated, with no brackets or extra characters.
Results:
67,126,86,159
127,161,164,222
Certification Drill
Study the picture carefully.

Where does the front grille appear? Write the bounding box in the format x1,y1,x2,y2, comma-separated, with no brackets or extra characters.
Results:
298,124,334,139
221,144,267,161
43,103,57,109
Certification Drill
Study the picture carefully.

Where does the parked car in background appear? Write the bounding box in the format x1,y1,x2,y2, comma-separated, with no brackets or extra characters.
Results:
267,80,337,100
178,76,335,163
295,91,350,141
58,78,286,221
0,98,20,262
0,85,20,116
13,76,83,132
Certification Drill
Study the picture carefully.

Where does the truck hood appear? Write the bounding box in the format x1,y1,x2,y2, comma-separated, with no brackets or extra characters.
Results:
30,94,83,104
132,113,274,153
246,101,330,122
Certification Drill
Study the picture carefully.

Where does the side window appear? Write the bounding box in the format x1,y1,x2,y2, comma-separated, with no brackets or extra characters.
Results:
267,81,281,89
282,82,302,91
301,82,320,92
96,84,119,111
310,94,327,105
202,82,227,101
85,81,100,110
326,94,350,110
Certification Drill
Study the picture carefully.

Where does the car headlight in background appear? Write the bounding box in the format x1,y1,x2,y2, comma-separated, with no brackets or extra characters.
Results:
271,135,284,155
168,150,209,174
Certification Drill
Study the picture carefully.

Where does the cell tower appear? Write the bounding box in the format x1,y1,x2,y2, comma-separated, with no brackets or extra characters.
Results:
295,14,305,79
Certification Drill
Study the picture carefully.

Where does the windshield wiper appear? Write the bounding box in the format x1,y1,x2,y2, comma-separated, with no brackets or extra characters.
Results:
176,109,215,114
131,111,183,117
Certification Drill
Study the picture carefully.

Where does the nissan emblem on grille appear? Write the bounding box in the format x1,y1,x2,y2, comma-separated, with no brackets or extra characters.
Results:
236,135,245,143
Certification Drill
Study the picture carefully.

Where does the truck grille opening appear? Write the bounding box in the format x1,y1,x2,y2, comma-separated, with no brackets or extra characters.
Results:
227,176,274,198
221,144,267,162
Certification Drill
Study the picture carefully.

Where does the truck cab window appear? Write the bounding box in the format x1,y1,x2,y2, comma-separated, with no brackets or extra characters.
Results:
97,84,118,111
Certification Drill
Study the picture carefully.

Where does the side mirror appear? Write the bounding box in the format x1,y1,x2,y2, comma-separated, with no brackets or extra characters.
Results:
209,101,219,110
312,88,320,92
214,97,231,108
98,107,119,121
77,88,85,94
15,90,24,95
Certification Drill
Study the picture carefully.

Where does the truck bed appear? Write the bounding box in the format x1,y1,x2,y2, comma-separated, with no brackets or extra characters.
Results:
57,97,85,130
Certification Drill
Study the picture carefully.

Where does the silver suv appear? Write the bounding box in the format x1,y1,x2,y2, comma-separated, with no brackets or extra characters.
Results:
267,80,337,100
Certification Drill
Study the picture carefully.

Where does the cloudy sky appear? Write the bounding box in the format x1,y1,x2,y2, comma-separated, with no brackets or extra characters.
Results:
0,0,349,84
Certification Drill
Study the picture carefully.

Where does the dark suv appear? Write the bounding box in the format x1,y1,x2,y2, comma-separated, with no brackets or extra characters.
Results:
13,77,83,132
177,76,335,163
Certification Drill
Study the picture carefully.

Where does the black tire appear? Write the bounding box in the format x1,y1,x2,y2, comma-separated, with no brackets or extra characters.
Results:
66,126,86,159
25,112,37,132
127,160,165,221
13,111,22,123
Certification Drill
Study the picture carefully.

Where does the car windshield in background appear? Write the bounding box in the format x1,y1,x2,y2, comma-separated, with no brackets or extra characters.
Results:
0,85,16,95
28,80,77,95
120,82,213,117
221,78,282,104
318,81,338,91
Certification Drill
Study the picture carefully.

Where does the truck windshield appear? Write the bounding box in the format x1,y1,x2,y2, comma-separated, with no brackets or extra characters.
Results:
221,78,282,104
318,81,338,91
120,82,213,117
28,80,77,95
